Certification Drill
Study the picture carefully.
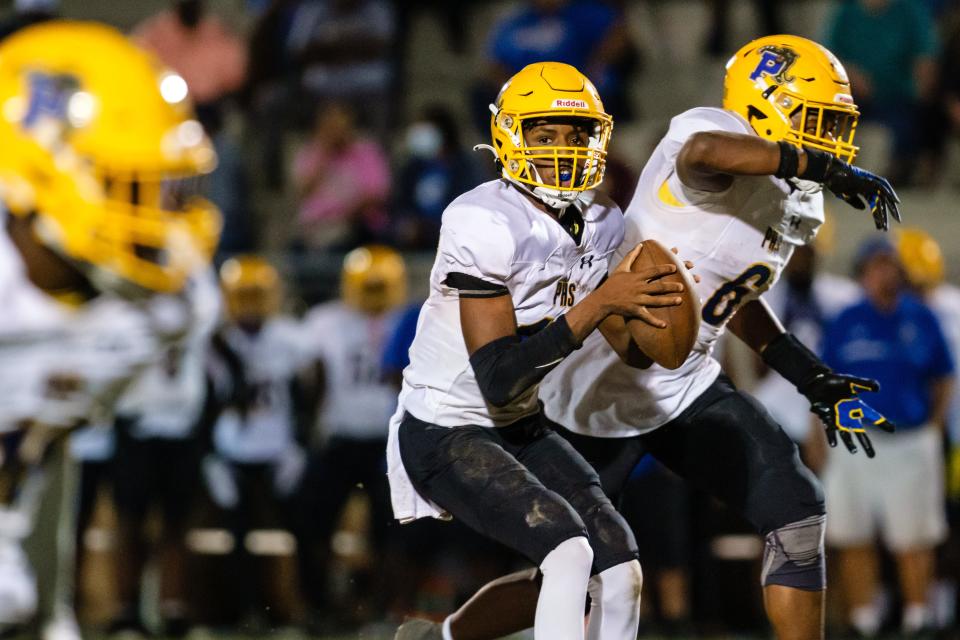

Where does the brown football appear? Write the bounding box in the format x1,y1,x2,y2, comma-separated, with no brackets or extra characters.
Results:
625,238,701,370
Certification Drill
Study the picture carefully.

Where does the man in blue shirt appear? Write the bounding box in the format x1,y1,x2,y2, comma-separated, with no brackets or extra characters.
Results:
819,238,954,637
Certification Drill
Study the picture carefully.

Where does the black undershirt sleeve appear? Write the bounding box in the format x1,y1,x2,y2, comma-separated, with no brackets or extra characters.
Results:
444,272,509,298
468,316,581,408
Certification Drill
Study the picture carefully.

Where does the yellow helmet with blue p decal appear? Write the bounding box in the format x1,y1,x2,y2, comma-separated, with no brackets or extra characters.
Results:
723,35,859,163
0,20,220,295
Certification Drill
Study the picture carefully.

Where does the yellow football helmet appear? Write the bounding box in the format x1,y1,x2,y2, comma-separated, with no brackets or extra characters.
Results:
724,35,859,163
896,227,944,291
0,21,220,295
341,245,407,315
220,255,282,322
486,61,612,209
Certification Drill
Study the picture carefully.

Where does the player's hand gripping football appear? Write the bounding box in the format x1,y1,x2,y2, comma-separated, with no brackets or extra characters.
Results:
805,150,901,231
799,371,895,458
599,244,685,328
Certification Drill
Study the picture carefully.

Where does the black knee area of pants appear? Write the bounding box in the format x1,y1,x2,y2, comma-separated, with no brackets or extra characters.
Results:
582,497,640,574
728,391,826,536
648,376,825,538
398,413,589,566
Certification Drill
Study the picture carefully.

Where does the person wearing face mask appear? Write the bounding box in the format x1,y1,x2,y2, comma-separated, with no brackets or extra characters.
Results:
394,106,485,249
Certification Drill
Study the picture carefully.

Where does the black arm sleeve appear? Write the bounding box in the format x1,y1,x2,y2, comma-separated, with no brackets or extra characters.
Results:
760,332,831,390
468,315,581,408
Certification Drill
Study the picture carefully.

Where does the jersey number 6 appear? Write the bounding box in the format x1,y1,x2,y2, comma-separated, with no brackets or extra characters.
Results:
701,263,774,326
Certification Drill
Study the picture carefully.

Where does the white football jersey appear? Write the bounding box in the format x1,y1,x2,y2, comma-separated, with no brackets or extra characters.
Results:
213,317,312,463
303,301,398,440
0,223,160,434
542,107,824,437
399,179,624,428
929,283,960,444
114,269,221,440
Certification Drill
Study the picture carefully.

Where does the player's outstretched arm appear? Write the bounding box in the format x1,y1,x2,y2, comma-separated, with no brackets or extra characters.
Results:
677,130,784,192
728,299,894,457
677,132,900,230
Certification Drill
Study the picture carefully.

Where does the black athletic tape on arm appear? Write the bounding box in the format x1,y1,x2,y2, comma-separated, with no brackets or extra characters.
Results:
797,148,833,183
761,332,830,389
774,141,800,179
444,272,509,299
469,316,580,408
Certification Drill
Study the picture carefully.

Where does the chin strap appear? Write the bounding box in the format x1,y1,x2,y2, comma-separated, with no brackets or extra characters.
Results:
474,144,580,211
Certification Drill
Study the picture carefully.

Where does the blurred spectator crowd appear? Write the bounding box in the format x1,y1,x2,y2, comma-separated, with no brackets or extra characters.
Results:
2,0,960,638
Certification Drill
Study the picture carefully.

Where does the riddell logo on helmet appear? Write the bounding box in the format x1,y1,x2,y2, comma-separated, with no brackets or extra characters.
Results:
552,99,588,109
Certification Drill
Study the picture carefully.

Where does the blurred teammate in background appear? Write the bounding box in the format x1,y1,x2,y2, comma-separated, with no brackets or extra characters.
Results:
295,245,408,630
398,35,901,640
0,20,219,640
204,255,313,627
108,269,221,638
819,239,953,637
69,422,114,621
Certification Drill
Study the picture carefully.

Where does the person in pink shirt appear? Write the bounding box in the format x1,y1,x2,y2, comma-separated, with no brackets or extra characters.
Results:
292,102,391,249
133,0,247,108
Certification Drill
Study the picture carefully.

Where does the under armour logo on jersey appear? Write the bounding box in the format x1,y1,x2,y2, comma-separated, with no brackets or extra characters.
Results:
749,46,799,85
22,72,82,132
579,255,595,269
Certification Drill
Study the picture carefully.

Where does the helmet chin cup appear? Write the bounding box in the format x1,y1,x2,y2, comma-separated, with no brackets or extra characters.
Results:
527,163,577,209
531,185,578,210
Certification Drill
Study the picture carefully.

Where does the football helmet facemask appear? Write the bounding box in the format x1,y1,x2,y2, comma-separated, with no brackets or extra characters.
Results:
0,21,220,296
724,34,859,164
481,61,612,210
